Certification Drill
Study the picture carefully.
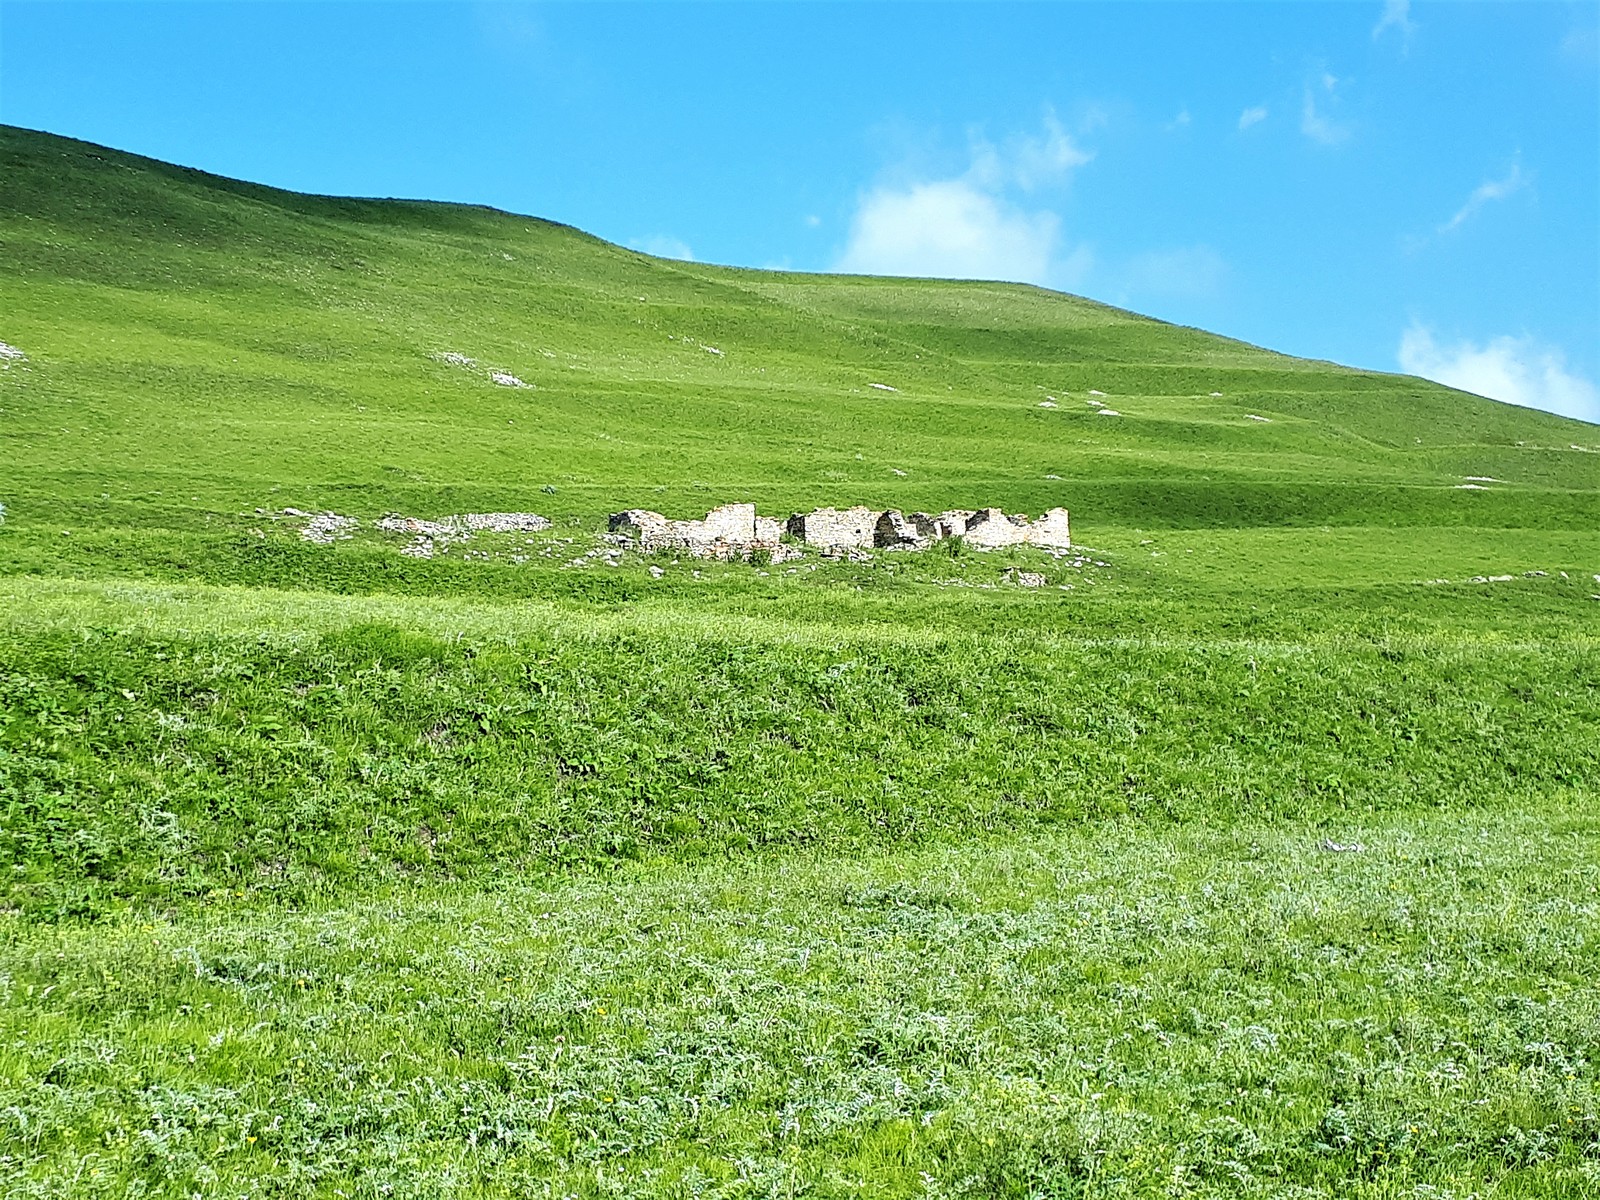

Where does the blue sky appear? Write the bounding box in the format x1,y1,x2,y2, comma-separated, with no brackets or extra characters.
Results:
3,1,1597,422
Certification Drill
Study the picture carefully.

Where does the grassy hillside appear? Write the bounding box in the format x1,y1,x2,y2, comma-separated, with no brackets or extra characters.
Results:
1,124,1597,1197
3,125,1595,548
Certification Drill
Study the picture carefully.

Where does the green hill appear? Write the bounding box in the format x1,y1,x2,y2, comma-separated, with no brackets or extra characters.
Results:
2,124,1594,544
1,125,1597,1198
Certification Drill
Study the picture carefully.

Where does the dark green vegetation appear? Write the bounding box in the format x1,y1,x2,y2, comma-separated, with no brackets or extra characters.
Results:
1,125,1597,1196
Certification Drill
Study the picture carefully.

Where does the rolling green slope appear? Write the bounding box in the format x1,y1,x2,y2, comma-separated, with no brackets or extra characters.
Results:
2,123,1594,555
2,125,1598,1197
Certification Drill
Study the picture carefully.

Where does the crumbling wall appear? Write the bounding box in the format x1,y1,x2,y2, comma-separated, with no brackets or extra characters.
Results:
611,502,1070,560
962,507,1029,548
1026,507,1071,549
610,503,792,561
786,506,879,550
875,510,934,550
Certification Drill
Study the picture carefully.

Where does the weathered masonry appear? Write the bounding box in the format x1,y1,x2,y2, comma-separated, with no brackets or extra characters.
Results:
609,503,1069,559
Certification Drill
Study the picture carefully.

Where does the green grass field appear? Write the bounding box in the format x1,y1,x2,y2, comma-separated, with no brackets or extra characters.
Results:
1,124,1597,1197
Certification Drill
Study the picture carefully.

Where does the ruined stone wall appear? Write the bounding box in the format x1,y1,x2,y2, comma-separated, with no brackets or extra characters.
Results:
786,506,879,550
1026,507,1071,549
611,502,1070,560
962,507,1028,548
610,503,792,561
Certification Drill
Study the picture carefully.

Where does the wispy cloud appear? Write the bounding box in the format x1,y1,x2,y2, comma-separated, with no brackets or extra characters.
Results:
966,110,1093,193
1372,0,1418,47
1400,324,1599,423
1562,24,1599,65
1301,73,1350,145
1165,109,1192,132
1439,161,1528,234
1238,105,1268,131
631,235,694,261
836,114,1094,287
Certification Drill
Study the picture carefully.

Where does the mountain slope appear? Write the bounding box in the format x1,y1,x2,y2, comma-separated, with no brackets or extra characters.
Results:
2,123,1594,558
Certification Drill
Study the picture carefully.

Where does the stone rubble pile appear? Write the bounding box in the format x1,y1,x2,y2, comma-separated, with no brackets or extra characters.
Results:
375,511,552,559
0,341,26,363
297,512,359,544
1004,569,1049,588
610,503,1070,560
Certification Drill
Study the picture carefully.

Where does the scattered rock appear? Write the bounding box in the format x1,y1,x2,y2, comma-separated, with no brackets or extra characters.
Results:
1005,569,1047,588
1088,389,1107,397
1038,400,1058,408
379,512,550,538
461,513,553,533
1319,839,1365,853
0,341,26,364
868,382,898,392
1096,409,1122,416
433,351,476,367
299,512,358,544
1245,414,1270,422
490,371,528,388
373,511,552,557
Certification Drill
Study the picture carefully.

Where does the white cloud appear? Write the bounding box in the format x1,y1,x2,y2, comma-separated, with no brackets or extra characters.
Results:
1120,246,1228,301
1373,0,1418,46
1400,324,1600,423
967,111,1093,193
836,114,1094,287
1166,109,1192,132
1439,161,1527,233
631,235,694,261
1301,75,1350,145
836,180,1062,285
803,214,821,228
1238,105,1269,131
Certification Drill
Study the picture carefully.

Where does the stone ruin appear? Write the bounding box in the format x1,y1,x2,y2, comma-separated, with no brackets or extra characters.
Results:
609,503,795,562
609,502,1069,560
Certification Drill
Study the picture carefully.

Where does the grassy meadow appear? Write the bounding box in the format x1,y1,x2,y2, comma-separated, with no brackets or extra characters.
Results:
1,124,1597,1196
